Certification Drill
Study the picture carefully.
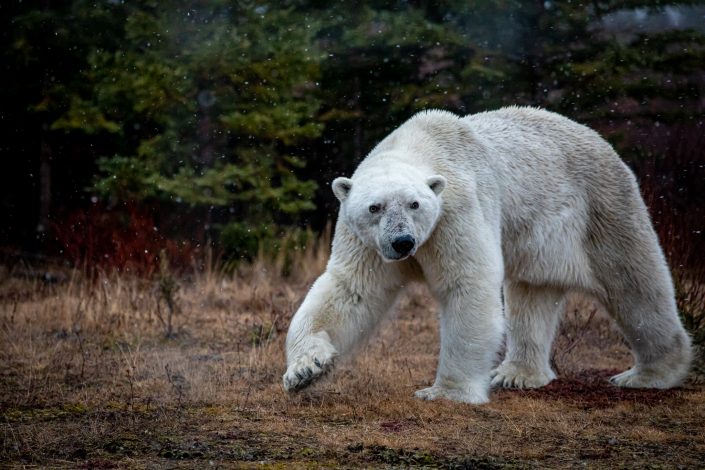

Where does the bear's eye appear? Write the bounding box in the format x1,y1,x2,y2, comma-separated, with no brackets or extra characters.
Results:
368,204,380,214
410,201,419,210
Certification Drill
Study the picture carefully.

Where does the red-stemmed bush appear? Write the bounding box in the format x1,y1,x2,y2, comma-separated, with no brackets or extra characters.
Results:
51,203,195,276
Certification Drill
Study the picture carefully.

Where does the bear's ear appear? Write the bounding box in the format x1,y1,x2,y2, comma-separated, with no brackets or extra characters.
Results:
427,175,447,196
332,177,353,202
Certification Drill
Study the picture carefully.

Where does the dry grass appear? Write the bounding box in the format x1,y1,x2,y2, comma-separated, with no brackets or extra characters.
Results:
2,242,705,468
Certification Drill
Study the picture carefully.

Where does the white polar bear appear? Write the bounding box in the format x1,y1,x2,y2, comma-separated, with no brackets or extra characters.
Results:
283,107,692,404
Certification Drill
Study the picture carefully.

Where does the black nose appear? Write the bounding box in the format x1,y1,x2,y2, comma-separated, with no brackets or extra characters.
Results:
392,235,415,255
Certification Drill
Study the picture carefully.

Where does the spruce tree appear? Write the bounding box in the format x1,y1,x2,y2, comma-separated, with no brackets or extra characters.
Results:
56,1,323,249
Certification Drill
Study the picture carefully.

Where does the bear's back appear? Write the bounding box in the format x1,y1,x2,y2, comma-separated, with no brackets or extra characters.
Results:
461,107,634,194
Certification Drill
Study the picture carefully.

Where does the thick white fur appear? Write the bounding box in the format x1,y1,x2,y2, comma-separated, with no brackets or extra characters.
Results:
283,107,692,404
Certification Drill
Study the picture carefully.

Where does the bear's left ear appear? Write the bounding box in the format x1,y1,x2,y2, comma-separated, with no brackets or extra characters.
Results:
427,175,447,196
332,177,353,202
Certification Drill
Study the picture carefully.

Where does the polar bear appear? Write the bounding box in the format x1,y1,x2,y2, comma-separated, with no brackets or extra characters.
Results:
282,107,692,404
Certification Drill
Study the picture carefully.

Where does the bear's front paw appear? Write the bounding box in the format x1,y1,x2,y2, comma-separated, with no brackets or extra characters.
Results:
490,361,555,389
283,340,337,392
414,385,489,405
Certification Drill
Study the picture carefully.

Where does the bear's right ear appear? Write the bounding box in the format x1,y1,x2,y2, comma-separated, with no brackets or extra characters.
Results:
332,177,353,202
427,175,447,196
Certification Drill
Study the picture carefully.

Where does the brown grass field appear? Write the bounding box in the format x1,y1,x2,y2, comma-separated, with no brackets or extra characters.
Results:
2,243,705,469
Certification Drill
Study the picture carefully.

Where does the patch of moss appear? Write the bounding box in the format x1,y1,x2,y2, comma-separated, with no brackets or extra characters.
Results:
298,447,317,458
2,403,88,423
102,434,142,456
225,444,266,461
156,436,212,460
360,445,519,469
363,445,437,466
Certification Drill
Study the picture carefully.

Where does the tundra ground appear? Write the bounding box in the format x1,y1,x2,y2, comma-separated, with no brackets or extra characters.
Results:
1,252,704,468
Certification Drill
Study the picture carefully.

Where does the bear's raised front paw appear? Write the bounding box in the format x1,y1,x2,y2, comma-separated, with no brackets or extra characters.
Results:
490,362,555,389
414,385,489,405
283,341,337,392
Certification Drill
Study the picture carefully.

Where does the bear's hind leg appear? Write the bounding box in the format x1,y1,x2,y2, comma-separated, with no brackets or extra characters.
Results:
603,287,692,389
491,282,565,389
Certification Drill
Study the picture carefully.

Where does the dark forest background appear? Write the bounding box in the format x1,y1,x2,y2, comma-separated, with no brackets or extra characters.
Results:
1,0,704,274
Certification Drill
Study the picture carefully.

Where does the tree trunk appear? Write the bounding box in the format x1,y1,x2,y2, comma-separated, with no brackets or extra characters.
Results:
37,133,52,237
353,75,363,162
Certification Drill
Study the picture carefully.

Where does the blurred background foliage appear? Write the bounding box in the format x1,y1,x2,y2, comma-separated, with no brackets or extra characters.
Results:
1,0,704,273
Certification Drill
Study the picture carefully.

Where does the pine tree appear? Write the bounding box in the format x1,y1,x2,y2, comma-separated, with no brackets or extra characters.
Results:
56,1,323,247
1,1,127,245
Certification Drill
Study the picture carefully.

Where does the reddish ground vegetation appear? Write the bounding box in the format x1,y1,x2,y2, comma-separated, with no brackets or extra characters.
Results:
51,203,195,276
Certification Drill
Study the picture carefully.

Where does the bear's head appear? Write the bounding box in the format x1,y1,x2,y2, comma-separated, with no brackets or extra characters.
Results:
332,170,446,261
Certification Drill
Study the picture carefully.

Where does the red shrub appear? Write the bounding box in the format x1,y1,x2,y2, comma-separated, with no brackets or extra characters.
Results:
51,203,195,276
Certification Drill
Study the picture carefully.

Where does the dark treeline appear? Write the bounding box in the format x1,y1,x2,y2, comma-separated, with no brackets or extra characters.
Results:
1,0,704,271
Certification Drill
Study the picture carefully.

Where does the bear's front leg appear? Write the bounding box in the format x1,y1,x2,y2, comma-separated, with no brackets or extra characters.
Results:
415,283,504,404
283,273,341,392
283,266,401,393
283,330,338,392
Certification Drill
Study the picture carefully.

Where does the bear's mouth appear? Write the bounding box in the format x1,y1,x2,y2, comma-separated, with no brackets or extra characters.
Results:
379,248,416,262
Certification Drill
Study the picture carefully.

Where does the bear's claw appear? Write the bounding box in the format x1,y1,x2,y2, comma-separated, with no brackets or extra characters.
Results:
283,340,338,392
609,367,678,389
284,357,333,391
490,362,555,389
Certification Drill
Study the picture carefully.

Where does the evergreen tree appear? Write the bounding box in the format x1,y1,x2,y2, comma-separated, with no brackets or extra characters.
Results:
1,1,127,245
300,1,497,219
2,1,703,262
496,2,705,138
56,1,323,246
